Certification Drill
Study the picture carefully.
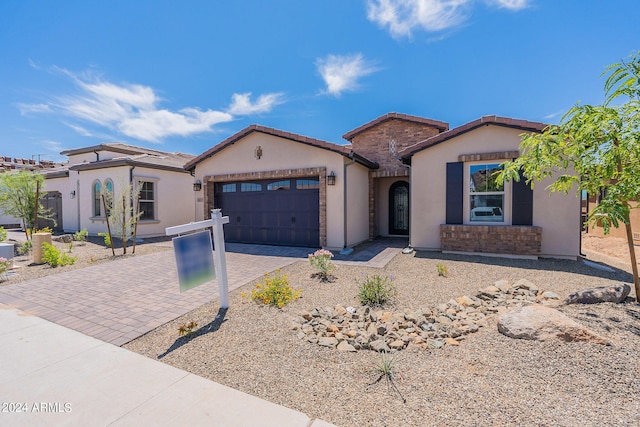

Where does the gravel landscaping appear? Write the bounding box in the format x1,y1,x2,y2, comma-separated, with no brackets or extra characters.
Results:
124,246,640,427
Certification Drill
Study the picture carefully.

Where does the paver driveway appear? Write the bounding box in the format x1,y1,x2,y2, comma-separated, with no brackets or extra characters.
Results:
0,245,309,346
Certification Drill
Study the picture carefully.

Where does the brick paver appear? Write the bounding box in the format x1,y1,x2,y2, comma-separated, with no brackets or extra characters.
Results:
0,247,304,346
0,239,403,346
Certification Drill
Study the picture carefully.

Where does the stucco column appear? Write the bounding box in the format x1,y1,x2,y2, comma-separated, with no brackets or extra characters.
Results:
32,232,53,264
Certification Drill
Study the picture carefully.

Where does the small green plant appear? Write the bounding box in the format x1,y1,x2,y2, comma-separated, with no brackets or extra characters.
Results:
369,352,406,403
308,249,335,281
178,321,198,337
0,257,11,277
0,226,7,242
41,242,76,267
357,274,396,306
98,232,112,248
73,229,89,242
251,269,301,308
436,263,448,277
17,240,32,255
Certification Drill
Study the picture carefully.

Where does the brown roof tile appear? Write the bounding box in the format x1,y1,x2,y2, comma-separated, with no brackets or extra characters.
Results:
399,115,547,160
342,112,449,141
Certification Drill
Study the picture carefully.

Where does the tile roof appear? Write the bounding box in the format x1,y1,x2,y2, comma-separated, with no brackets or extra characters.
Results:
61,142,191,158
69,151,194,173
184,124,378,171
399,115,547,160
342,112,449,141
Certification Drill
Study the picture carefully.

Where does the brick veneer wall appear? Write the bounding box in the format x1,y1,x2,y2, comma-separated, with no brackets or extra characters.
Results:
440,224,542,256
350,119,442,176
203,167,328,247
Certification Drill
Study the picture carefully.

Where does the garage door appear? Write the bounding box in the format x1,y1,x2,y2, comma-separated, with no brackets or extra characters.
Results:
215,178,320,247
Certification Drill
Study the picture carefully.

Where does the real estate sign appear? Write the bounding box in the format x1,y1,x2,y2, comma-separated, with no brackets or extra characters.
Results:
172,230,215,292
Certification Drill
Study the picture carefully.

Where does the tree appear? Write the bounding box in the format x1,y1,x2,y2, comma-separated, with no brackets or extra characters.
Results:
102,181,142,255
0,170,55,240
499,51,640,300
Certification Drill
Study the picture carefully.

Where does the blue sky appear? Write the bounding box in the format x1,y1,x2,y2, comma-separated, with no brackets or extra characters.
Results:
1,0,638,162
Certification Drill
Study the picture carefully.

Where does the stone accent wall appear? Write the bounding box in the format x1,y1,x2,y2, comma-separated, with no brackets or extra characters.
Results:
350,119,442,176
203,167,328,247
440,224,542,256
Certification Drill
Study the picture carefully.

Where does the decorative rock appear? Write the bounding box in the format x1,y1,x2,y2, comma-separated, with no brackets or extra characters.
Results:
327,324,340,333
563,285,631,305
444,337,460,346
301,310,312,321
318,337,338,347
541,291,560,300
370,339,390,352
427,339,444,349
497,305,609,345
389,339,405,350
380,312,393,322
52,234,73,243
337,340,357,352
494,280,511,292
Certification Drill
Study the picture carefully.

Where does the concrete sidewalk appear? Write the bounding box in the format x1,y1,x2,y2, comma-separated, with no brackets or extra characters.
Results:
0,305,335,427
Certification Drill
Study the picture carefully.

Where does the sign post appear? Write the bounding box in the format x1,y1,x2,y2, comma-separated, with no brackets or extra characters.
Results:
165,209,230,308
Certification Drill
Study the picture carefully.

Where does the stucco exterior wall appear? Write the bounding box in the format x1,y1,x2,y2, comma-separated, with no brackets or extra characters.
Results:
70,165,194,237
193,132,354,249
409,125,580,258
345,161,370,247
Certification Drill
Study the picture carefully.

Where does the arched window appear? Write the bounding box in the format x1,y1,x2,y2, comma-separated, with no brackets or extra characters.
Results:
93,180,102,217
104,179,114,216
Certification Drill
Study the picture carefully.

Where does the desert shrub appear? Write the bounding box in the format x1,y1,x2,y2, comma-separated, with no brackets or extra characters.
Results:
41,242,76,267
73,229,89,242
308,249,335,281
0,226,6,242
178,321,198,337
98,232,111,247
436,263,448,277
251,269,301,308
0,257,11,276
357,274,396,306
17,240,32,255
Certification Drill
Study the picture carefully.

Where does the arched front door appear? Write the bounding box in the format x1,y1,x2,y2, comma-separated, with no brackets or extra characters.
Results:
389,181,409,235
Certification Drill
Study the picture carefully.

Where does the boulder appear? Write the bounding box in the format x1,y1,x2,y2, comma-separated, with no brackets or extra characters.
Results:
563,285,631,305
497,305,609,345
337,340,356,352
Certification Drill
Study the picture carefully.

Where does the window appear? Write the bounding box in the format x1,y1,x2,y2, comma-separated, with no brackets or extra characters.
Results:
241,182,262,192
138,181,156,220
296,179,320,190
93,180,102,217
104,179,113,216
267,180,290,191
469,163,504,222
220,183,236,193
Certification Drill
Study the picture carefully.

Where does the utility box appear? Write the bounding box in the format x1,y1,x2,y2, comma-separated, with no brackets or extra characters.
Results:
0,243,13,262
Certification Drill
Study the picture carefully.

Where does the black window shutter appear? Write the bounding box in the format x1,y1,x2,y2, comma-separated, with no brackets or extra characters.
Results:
511,170,533,226
445,162,464,224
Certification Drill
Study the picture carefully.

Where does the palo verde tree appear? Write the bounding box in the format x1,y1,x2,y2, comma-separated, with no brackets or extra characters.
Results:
499,51,640,299
0,170,55,240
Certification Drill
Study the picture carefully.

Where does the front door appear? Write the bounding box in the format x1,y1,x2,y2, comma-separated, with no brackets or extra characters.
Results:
389,181,409,235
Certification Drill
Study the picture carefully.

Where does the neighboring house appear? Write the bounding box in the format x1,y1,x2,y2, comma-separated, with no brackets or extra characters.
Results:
0,156,65,229
186,112,581,258
587,194,640,242
400,116,580,258
42,143,196,237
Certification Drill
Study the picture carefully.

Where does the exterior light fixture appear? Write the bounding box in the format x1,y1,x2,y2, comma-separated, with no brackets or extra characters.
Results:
70,190,76,199
193,180,202,191
327,171,336,186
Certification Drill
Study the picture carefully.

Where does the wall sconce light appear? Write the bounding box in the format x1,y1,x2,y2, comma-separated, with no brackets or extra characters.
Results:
193,180,202,191
255,145,263,160
70,190,76,199
327,171,336,186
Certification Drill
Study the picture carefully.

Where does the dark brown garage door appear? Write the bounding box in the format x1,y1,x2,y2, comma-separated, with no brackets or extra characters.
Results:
215,178,320,247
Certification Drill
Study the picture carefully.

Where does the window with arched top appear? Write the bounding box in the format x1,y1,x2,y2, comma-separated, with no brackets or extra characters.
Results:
104,179,114,216
93,180,102,217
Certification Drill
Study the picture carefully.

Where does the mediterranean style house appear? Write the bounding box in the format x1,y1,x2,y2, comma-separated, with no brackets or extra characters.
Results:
186,113,581,259
41,143,196,237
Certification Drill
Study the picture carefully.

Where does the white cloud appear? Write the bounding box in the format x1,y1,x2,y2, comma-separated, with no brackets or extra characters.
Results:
316,54,378,97
366,0,530,38
41,140,67,153
21,68,283,143
17,103,51,114
488,0,529,10
227,92,285,115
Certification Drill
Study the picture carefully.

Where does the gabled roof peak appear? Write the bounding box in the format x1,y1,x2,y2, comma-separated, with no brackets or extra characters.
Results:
343,112,449,141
